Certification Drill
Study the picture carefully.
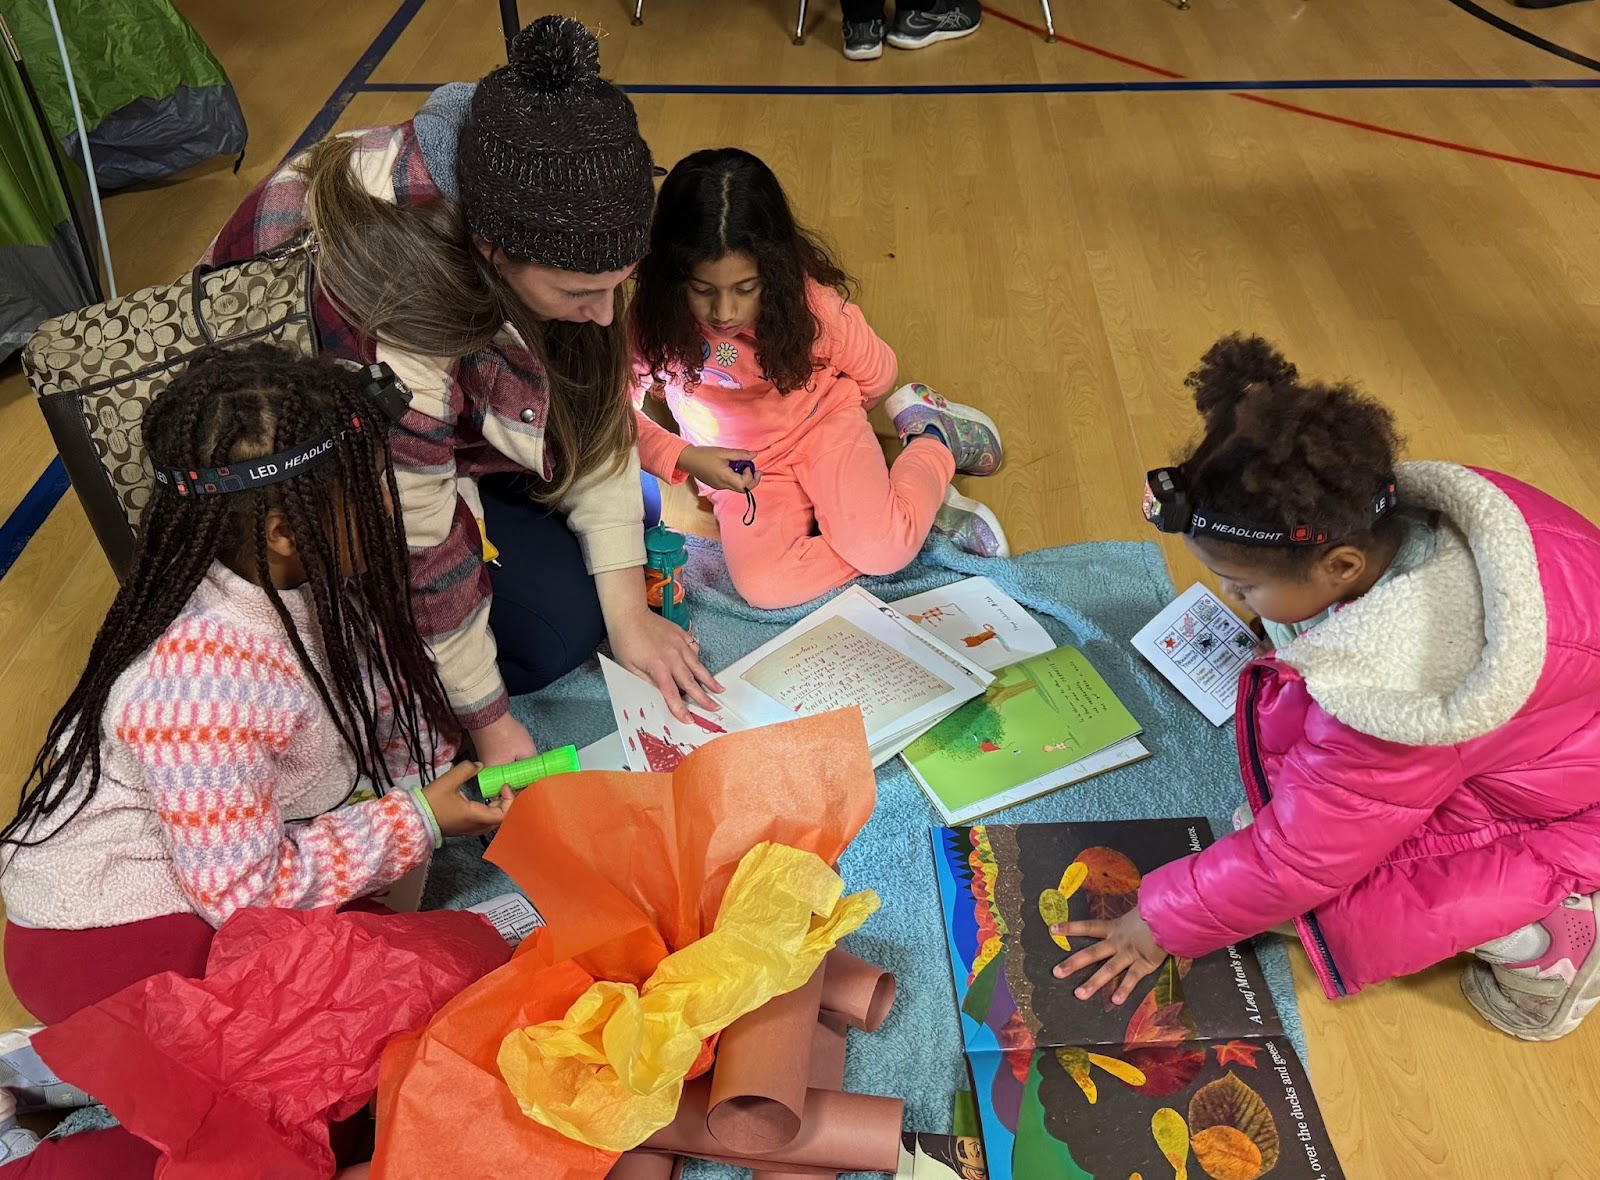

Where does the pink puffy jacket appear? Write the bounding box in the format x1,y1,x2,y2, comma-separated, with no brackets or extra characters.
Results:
1141,463,1600,998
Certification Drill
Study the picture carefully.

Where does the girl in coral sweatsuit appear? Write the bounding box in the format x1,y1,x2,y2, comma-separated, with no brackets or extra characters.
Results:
1055,335,1600,1042
629,148,1007,610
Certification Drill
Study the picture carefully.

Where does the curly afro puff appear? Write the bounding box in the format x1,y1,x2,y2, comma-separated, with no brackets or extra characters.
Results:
1177,333,1404,567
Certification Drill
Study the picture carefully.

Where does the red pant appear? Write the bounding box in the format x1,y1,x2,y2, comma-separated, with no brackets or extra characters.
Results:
713,405,956,609
3,914,211,1178
3,910,380,1178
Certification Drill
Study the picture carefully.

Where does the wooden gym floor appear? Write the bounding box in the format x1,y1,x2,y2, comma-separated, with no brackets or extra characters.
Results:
2,0,1599,1173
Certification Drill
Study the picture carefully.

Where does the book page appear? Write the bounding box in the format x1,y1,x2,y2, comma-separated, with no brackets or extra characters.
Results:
715,587,989,757
891,577,1055,672
600,654,738,773
931,819,1345,1180
740,617,953,733
1131,583,1255,726
903,648,1144,821
466,892,544,947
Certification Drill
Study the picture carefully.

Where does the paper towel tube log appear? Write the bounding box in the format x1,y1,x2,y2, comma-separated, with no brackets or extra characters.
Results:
603,1150,683,1179
646,1076,903,1174
809,1013,847,1091
706,964,827,1152
820,949,895,1032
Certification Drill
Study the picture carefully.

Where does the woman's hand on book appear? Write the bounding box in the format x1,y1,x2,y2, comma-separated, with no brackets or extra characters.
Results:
609,606,724,722
1051,906,1167,1005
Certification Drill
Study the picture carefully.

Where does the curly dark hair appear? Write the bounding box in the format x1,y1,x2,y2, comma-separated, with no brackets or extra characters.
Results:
1175,333,1404,569
2,344,458,849
630,147,853,394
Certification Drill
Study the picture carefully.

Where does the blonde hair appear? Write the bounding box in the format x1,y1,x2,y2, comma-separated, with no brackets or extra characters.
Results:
300,137,634,501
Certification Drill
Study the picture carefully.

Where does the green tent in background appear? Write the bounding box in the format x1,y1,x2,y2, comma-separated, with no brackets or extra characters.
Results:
1,16,96,361
1,0,245,189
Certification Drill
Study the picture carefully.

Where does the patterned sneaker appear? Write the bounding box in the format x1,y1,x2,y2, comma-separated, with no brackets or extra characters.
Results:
932,485,1010,559
843,18,886,60
1463,893,1600,1041
0,1090,39,1165
886,0,982,50
0,1026,92,1112
887,383,1003,476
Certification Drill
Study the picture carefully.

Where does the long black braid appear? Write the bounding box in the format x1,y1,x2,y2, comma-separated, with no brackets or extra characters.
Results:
1,344,458,849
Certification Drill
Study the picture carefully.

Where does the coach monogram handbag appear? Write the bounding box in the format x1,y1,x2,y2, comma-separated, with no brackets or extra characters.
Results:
21,234,319,579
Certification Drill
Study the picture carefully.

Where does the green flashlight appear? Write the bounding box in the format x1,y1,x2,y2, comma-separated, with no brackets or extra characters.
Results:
466,745,581,802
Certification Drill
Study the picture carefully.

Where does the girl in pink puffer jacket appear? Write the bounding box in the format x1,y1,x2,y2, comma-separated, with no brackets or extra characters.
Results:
1054,334,1600,1042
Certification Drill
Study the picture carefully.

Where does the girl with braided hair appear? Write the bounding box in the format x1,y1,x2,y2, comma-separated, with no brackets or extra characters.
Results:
1052,333,1600,1043
0,347,509,1176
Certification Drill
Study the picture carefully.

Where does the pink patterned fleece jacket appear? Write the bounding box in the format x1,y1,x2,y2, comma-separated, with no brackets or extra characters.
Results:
0,564,451,931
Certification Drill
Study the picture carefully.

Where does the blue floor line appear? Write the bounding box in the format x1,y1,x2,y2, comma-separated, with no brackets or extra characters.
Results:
288,0,430,160
0,458,70,581
363,76,1600,95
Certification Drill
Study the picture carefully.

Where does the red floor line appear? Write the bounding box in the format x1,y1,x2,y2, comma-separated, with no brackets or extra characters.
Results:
981,4,1600,182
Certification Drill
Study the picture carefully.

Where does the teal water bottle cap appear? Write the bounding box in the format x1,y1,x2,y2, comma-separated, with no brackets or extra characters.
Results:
645,524,686,568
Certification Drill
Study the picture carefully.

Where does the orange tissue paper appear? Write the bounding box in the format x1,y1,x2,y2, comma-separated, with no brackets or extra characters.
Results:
370,708,877,1180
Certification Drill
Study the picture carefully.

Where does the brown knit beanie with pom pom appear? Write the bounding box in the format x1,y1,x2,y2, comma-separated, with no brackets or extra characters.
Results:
458,15,655,274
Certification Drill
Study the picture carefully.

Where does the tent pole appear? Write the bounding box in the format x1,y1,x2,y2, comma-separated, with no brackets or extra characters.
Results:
42,0,115,298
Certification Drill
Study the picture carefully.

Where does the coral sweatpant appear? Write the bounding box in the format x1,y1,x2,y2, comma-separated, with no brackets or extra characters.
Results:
710,404,956,609
2,910,382,1178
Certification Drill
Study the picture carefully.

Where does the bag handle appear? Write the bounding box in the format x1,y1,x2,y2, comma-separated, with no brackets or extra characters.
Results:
187,230,317,348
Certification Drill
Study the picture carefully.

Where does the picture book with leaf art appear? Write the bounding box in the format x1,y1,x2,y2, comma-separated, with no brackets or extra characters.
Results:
1132,584,1256,726
903,648,1149,823
932,819,1344,1180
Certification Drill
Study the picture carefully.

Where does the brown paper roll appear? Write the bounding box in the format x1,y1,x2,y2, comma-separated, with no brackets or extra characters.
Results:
647,1076,904,1174
809,1013,847,1091
706,964,827,1153
819,949,896,1032
604,1150,682,1180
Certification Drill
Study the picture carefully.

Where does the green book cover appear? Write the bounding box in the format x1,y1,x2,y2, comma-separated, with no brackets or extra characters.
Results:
903,647,1146,823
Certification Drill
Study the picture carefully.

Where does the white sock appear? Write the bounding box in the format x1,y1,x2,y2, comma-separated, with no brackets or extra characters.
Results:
1476,922,1551,964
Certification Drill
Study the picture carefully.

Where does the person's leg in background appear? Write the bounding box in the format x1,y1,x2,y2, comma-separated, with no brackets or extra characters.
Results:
479,473,609,696
841,0,889,60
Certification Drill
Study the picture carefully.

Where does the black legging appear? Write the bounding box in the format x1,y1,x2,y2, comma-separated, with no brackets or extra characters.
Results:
479,472,608,695
841,0,933,17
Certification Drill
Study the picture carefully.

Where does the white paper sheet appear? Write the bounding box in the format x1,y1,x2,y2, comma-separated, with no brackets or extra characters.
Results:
467,891,545,947
599,653,739,772
577,730,628,771
890,577,1056,672
1131,583,1255,726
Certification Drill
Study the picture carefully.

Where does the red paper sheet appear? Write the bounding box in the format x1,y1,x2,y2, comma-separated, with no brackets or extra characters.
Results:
34,907,510,1180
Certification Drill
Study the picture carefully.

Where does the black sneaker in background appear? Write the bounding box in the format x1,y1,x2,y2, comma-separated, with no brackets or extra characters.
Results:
886,0,982,50
843,18,887,60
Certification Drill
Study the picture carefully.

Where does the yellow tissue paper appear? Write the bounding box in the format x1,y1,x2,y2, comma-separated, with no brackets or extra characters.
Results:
497,841,879,1151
